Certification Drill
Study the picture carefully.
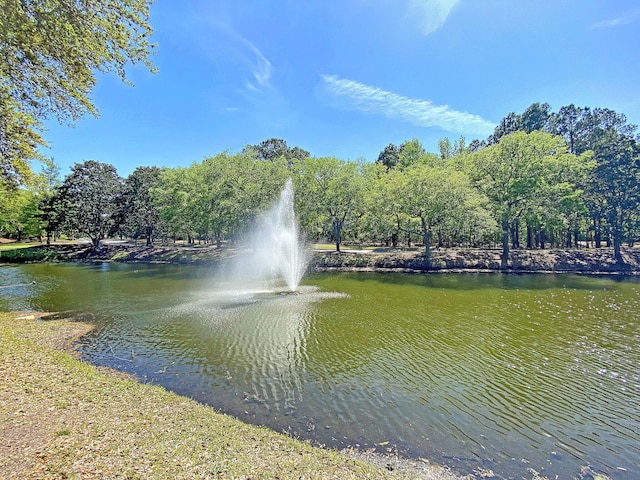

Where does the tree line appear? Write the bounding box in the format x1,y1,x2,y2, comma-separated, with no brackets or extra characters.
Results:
2,102,639,268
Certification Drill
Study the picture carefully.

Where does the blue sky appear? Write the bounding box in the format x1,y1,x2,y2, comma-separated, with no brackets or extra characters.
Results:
44,0,640,177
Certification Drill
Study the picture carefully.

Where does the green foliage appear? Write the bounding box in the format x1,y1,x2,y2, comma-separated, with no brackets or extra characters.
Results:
0,0,156,189
468,131,586,265
3,100,640,261
118,166,163,245
292,157,366,251
375,143,400,170
589,130,640,261
153,152,290,245
372,163,494,260
56,160,123,248
243,138,310,164
0,95,45,190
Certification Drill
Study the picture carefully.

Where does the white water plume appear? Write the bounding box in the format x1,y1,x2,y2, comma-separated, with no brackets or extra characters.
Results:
223,178,309,292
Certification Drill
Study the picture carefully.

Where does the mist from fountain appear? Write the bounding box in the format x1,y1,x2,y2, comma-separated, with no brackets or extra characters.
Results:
224,178,309,293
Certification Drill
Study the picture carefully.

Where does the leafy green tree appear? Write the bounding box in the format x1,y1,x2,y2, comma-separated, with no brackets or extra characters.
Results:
0,188,35,239
0,0,156,189
292,157,365,251
38,187,65,244
397,138,427,168
194,152,289,246
550,104,586,154
589,131,640,263
519,102,552,133
57,160,123,248
360,162,401,246
468,131,582,267
0,96,44,191
488,112,521,144
118,166,163,245
29,160,62,243
437,136,466,160
376,143,401,171
153,166,198,243
393,164,492,263
154,153,289,246
245,138,310,165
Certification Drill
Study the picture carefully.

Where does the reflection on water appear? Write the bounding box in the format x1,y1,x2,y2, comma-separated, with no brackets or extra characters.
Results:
159,285,347,415
1,263,639,479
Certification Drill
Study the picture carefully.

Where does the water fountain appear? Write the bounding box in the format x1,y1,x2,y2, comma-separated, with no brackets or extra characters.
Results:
225,178,309,293
261,178,307,292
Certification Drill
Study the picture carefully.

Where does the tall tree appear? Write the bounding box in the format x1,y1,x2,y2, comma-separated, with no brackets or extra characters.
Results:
550,104,585,154
397,138,427,168
292,157,365,251
57,160,123,248
153,166,198,243
488,112,521,144
519,102,552,133
119,166,163,246
0,0,156,189
590,131,640,263
394,164,492,263
438,136,466,160
376,143,401,171
246,138,310,164
469,131,582,268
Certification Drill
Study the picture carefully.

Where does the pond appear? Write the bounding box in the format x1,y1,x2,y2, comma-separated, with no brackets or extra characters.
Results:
1,262,639,479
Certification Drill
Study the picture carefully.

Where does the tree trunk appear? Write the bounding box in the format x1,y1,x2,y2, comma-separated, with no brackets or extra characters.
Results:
511,220,520,249
613,239,624,264
594,218,602,248
91,237,101,249
501,219,509,269
611,212,625,264
333,220,341,252
423,230,432,267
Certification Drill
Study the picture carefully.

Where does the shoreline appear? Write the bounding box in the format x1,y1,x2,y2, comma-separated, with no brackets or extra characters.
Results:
2,242,640,275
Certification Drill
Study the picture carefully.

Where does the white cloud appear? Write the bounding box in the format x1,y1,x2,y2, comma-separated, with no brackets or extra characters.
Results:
199,19,273,92
244,40,272,89
321,75,494,135
408,0,460,35
590,8,640,29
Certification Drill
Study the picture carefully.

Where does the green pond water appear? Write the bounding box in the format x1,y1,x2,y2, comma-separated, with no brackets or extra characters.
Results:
1,263,639,479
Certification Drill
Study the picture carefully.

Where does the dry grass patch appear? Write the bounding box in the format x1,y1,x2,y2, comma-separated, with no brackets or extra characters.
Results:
0,313,462,479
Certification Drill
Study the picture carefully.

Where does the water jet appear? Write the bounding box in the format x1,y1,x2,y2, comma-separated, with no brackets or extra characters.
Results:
226,179,309,292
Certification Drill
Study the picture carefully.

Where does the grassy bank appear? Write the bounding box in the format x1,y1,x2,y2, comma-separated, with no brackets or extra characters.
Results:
0,313,462,479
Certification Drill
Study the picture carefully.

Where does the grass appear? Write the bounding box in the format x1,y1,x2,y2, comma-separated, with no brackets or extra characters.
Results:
0,241,36,251
0,312,463,480
0,244,64,262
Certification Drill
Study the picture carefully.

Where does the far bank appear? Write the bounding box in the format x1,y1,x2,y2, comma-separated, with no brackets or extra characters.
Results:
2,242,640,275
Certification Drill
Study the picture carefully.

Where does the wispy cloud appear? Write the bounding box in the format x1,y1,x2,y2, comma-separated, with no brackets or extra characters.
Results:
407,0,460,35
590,7,640,29
243,39,272,90
197,18,273,92
321,75,494,135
